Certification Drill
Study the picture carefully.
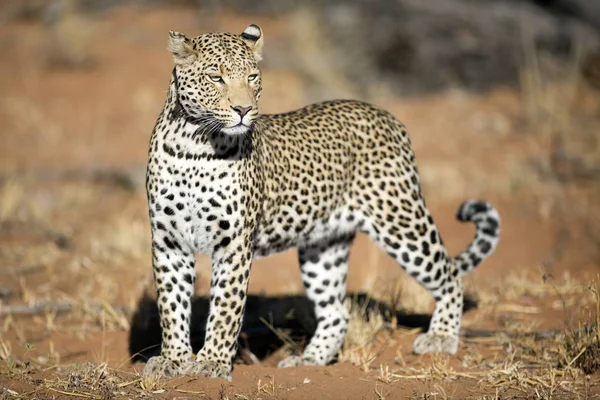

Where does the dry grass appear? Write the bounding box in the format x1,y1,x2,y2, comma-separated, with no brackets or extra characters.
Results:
90,217,150,262
0,179,25,223
0,178,150,327
363,276,600,398
257,375,279,397
383,350,589,397
1,97,64,155
518,26,600,219
139,369,164,392
475,269,593,310
559,277,600,375
520,28,584,139
344,298,387,348
0,336,24,376
338,297,387,372
506,26,600,273
0,360,165,399
45,0,96,69
288,7,360,100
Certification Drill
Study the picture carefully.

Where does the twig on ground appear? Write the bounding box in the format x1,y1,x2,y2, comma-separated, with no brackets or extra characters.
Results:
0,166,146,191
238,347,261,365
462,328,562,339
0,302,73,316
0,264,44,276
0,301,130,317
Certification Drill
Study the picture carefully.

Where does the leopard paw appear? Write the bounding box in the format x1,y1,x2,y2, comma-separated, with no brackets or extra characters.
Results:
413,332,459,354
277,355,302,368
142,356,231,381
277,354,321,368
181,358,232,381
142,355,184,378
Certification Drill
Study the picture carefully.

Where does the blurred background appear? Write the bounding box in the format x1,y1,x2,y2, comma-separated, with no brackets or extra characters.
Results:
0,0,599,366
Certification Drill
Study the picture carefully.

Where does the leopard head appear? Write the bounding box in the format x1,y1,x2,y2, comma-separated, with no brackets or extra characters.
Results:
168,24,263,135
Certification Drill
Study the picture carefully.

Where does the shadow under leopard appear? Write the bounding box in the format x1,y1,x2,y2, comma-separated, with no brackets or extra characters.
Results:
128,292,478,364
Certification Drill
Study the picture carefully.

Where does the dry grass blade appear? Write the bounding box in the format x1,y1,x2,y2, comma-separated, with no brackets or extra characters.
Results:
117,378,141,388
565,346,587,369
257,375,276,396
377,364,397,384
45,387,102,399
100,301,130,330
0,337,13,361
0,179,24,222
139,374,163,392
495,304,541,314
175,388,208,395
259,316,301,355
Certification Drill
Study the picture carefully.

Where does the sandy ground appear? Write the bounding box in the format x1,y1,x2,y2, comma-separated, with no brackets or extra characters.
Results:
1,4,600,399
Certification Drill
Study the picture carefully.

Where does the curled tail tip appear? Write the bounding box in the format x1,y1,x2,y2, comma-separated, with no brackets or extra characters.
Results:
453,199,501,275
456,200,497,223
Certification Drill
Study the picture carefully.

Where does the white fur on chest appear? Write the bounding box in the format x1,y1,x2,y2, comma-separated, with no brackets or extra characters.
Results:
152,149,243,255
186,161,242,255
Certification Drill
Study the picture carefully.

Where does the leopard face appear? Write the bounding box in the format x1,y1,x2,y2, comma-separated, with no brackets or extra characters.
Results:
168,25,263,135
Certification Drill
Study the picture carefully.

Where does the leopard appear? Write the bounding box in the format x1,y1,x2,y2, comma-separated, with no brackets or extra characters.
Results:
143,24,500,381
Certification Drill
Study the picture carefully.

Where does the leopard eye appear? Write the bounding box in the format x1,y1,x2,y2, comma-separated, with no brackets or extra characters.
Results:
248,74,259,82
208,75,224,83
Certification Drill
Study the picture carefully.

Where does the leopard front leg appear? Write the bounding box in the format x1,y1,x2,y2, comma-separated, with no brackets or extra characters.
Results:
190,235,254,381
142,231,197,378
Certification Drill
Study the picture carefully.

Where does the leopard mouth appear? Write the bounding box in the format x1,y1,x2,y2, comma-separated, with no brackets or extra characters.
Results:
221,121,252,135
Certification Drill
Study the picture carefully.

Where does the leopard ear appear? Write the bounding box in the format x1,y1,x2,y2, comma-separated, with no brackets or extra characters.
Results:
241,24,264,61
168,31,196,66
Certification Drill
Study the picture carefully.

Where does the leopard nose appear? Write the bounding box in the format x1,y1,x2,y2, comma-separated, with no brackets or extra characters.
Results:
231,105,252,117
